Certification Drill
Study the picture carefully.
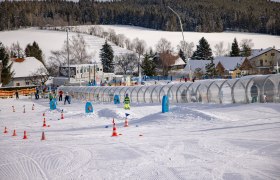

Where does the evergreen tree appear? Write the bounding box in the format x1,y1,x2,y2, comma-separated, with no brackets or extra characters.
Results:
25,41,44,65
230,38,240,57
191,37,213,60
178,49,186,63
0,42,13,86
205,60,216,78
99,40,114,73
141,53,156,76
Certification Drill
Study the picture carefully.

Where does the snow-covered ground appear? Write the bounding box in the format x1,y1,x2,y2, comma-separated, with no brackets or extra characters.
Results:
0,26,280,64
0,96,279,179
97,25,280,50
0,28,132,64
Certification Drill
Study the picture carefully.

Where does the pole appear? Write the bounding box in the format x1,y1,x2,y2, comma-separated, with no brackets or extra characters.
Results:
67,29,70,83
167,6,192,80
89,65,91,85
93,64,96,86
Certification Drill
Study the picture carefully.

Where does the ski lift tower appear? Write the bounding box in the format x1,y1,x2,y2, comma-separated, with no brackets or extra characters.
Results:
168,6,192,80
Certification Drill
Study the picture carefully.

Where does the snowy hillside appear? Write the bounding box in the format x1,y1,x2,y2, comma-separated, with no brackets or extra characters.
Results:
0,28,133,64
98,25,280,50
0,96,279,179
0,25,279,65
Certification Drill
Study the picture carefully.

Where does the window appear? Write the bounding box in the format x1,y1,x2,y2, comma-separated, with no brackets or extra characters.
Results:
260,60,263,66
265,60,267,63
271,53,275,56
26,82,30,85
16,82,20,86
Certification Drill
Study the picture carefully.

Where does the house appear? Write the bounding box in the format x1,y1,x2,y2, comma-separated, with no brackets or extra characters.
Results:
10,57,47,87
184,47,280,78
169,56,186,75
59,63,103,84
184,57,245,78
246,47,280,74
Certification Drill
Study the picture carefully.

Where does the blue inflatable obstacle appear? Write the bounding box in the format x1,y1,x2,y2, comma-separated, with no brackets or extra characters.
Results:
162,95,169,113
114,95,120,104
85,102,94,113
50,99,57,110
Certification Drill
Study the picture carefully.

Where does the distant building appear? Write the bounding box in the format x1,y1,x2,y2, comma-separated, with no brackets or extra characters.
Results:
59,63,103,84
10,57,47,87
184,47,280,78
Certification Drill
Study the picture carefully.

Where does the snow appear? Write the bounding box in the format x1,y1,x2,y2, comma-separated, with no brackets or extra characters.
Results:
214,57,245,70
0,96,280,179
97,25,280,51
11,57,46,78
0,28,133,64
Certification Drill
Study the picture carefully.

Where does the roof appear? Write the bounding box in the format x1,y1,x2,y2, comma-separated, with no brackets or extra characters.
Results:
11,57,47,78
184,56,246,73
214,56,245,70
247,47,274,59
172,57,186,66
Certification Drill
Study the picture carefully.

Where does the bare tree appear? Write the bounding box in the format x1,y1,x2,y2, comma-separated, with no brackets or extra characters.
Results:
159,52,177,76
115,53,138,75
10,42,24,58
156,38,173,53
214,42,227,56
116,34,126,48
48,34,92,76
125,38,134,50
25,67,49,86
133,38,147,75
177,40,194,58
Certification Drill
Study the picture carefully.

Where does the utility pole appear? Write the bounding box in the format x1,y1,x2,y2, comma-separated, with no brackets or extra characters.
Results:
67,28,70,83
168,6,192,80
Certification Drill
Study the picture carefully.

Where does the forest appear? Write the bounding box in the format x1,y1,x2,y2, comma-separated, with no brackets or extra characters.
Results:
0,0,279,35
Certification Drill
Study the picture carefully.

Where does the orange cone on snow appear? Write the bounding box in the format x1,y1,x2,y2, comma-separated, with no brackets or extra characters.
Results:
124,118,129,127
12,129,17,136
42,118,47,127
41,131,46,140
112,119,118,137
23,131,28,139
32,104,34,110
3,127,8,134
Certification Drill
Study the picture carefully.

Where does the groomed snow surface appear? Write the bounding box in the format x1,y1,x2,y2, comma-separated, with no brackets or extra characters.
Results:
0,97,280,180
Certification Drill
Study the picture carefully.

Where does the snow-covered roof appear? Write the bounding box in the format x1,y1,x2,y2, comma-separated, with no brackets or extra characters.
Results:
184,56,246,73
172,57,186,66
214,56,245,70
11,57,47,78
248,47,274,59
184,60,210,73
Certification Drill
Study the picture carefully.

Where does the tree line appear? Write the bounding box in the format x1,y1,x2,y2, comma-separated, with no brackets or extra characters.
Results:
0,0,280,35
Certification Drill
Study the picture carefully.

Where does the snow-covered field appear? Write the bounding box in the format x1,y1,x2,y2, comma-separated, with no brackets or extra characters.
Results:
0,96,280,179
0,25,280,64
0,28,132,63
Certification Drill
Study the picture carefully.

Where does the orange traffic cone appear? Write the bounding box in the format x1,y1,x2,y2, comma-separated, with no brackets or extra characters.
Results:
32,104,34,110
41,131,46,140
23,131,28,139
12,106,15,112
42,118,47,127
3,127,8,134
12,129,17,136
61,111,64,120
112,123,118,137
124,118,129,127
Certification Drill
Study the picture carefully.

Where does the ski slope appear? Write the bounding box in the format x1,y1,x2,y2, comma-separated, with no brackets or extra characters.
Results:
0,96,279,179
0,28,133,64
